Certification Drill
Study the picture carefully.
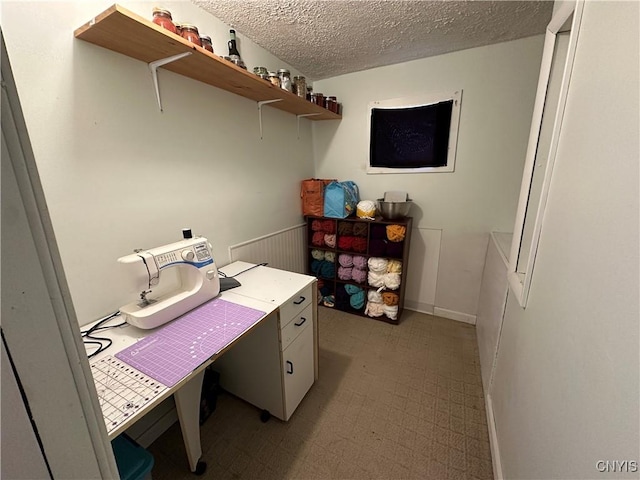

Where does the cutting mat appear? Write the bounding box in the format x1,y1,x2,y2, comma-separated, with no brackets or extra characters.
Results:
90,355,167,434
115,298,265,387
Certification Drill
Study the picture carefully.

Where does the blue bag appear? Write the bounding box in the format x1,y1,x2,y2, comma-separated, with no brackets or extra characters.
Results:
324,181,360,218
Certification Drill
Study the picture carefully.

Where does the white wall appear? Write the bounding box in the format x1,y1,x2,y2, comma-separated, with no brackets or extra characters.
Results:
312,36,544,320
2,1,315,325
491,2,640,478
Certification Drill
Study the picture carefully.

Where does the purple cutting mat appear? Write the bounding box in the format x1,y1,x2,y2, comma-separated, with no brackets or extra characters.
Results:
115,298,265,387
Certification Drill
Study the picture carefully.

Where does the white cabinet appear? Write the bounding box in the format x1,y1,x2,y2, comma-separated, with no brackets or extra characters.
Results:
214,263,317,421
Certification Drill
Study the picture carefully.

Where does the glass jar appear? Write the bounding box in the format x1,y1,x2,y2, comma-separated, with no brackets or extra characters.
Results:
268,72,280,87
180,24,201,47
152,7,177,34
326,96,338,113
311,92,325,107
306,86,313,102
278,69,292,92
253,66,268,77
199,35,214,53
293,76,306,98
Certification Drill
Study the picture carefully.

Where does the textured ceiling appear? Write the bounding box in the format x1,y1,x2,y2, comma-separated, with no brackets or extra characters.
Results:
192,0,553,80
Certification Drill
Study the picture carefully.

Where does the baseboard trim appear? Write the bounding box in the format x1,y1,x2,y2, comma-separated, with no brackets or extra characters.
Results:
433,307,477,325
485,393,504,480
403,301,434,315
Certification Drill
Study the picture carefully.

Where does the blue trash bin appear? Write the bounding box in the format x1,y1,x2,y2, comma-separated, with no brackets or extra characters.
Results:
112,434,154,480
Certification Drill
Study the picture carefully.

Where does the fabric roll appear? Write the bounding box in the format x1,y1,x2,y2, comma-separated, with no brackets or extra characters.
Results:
324,251,336,263
384,272,401,290
311,219,323,231
367,257,389,273
337,222,353,236
368,271,385,288
352,237,367,253
352,256,368,270
353,222,368,237
386,241,403,258
370,224,387,239
383,304,399,320
311,249,325,261
386,224,407,242
338,253,354,267
338,236,355,251
368,239,387,257
324,234,336,248
382,292,399,306
365,301,384,317
387,259,402,273
367,290,383,303
321,220,336,234
338,266,353,280
312,231,325,246
351,268,367,283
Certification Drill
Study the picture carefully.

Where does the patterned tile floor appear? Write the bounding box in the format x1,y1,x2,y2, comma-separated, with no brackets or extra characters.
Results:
147,308,493,479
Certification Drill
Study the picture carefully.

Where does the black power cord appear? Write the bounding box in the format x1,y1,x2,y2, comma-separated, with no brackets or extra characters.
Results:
81,311,125,358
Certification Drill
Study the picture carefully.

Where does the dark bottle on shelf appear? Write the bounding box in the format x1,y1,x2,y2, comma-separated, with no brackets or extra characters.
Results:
228,29,241,57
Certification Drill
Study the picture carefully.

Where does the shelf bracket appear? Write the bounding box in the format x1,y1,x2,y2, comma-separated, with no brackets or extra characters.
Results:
257,99,283,139
297,113,321,139
149,52,193,112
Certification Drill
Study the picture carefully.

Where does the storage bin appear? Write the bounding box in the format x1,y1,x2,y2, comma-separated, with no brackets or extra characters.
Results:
112,434,154,480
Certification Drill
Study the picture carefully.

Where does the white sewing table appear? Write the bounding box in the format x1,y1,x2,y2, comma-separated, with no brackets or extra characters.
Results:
87,262,317,474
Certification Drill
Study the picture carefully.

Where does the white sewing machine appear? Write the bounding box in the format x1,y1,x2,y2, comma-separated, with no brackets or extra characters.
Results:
117,230,220,329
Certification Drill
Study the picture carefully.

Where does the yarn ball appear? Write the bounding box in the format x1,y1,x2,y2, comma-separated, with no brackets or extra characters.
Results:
356,200,376,219
351,268,367,283
344,284,362,295
368,271,385,288
365,301,384,317
311,219,323,231
338,266,353,281
386,225,406,242
352,237,368,253
324,251,336,263
387,259,402,274
382,292,399,306
352,256,368,269
311,249,325,261
367,290,383,303
310,259,322,275
320,261,335,279
383,304,399,320
350,290,365,310
353,222,369,237
368,257,389,273
338,236,355,251
324,234,336,248
321,220,336,234
312,231,325,246
338,254,354,267
337,222,353,236
384,272,401,290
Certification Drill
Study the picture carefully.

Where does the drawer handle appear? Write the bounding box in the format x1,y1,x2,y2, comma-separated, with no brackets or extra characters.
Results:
286,361,294,374
293,296,306,305
294,317,307,327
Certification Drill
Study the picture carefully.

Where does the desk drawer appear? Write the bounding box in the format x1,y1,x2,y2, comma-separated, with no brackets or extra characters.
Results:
279,285,312,329
281,304,312,350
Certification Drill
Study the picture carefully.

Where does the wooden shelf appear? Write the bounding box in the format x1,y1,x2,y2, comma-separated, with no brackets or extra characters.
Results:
74,4,341,120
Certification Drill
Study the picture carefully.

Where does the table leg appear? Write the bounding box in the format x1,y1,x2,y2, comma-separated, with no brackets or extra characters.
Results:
174,370,205,473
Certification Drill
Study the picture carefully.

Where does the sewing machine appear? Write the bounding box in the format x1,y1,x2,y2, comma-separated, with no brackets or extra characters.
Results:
117,230,220,329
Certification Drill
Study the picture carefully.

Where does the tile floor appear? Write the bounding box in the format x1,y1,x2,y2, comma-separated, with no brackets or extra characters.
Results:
147,308,494,479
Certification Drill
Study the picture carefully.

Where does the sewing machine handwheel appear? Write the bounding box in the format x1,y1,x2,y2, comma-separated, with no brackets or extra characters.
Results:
194,460,207,475
260,409,271,423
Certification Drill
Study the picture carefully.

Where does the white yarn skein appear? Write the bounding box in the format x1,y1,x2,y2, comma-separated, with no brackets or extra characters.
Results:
384,272,401,290
368,257,388,273
367,290,383,303
383,304,399,320
368,271,385,288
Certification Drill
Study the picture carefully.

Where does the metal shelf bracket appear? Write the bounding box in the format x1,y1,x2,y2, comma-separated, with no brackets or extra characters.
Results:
257,99,283,139
149,52,193,111
297,113,321,139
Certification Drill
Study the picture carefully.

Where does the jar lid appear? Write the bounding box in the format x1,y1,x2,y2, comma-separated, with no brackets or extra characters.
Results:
152,7,172,17
277,69,290,74
293,75,306,80
312,92,324,96
200,35,212,42
181,23,199,32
